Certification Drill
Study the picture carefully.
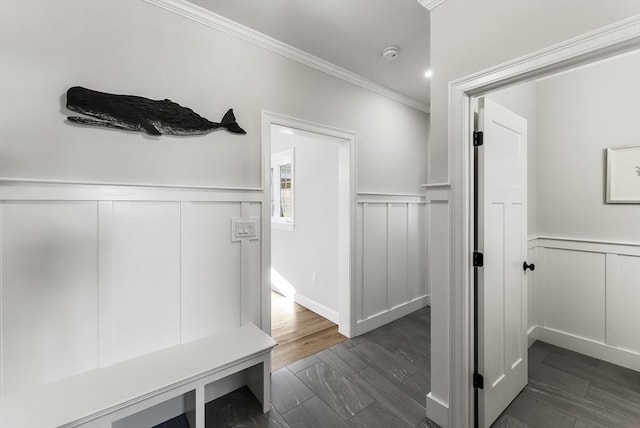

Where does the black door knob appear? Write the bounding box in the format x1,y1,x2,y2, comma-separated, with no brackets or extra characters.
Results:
523,262,535,272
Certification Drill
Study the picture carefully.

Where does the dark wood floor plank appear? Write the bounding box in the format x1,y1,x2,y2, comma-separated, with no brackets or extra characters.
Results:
204,386,291,428
281,396,351,428
491,412,531,427
351,341,421,384
526,378,640,428
585,384,640,420
529,358,590,398
350,365,426,427
296,363,374,420
347,401,411,428
503,387,575,428
271,367,315,414
543,352,640,401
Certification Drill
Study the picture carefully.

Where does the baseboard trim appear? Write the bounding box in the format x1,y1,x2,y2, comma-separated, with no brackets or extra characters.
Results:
355,295,428,336
426,392,449,428
529,326,640,372
294,293,339,324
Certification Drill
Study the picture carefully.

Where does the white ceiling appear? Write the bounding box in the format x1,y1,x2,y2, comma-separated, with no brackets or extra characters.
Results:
189,0,430,109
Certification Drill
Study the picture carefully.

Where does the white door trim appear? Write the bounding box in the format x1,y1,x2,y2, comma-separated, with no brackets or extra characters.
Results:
261,111,358,338
448,15,640,428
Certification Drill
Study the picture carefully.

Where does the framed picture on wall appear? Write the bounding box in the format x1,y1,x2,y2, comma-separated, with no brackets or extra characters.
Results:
606,145,640,204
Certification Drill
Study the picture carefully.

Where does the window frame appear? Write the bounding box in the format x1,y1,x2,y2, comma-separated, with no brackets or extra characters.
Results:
270,148,295,230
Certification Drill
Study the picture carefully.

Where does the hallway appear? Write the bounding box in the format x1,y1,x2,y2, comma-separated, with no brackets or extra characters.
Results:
207,306,435,427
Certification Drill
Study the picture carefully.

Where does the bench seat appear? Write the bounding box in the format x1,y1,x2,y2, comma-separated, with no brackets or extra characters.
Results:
1,323,276,428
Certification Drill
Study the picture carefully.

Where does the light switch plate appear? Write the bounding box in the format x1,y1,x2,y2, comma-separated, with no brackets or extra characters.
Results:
231,217,260,241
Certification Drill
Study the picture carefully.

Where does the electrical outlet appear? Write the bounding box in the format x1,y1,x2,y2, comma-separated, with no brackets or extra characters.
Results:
311,272,317,284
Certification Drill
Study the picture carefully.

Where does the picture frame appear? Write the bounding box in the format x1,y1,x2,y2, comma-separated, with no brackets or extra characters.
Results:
606,145,640,204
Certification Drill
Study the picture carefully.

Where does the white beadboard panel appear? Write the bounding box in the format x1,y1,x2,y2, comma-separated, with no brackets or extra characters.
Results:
529,238,640,367
0,201,99,394
387,204,409,308
241,202,262,328
526,247,536,333
542,248,606,343
355,203,364,321
111,202,181,364
181,202,242,343
615,255,640,354
362,203,389,319
408,203,427,300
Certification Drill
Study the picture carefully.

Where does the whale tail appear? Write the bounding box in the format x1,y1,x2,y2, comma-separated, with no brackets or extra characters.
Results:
217,109,246,134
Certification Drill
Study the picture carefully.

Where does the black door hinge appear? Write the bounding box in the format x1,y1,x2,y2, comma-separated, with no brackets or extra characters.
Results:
473,131,484,147
473,373,484,389
473,252,484,267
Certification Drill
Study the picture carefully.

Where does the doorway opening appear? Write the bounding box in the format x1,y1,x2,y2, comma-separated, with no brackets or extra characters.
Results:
261,112,356,370
447,17,640,427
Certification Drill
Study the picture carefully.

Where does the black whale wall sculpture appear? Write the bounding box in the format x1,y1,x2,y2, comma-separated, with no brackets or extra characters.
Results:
66,86,246,136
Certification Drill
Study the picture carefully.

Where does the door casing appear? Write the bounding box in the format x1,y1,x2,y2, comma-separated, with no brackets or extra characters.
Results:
447,16,640,428
261,111,357,338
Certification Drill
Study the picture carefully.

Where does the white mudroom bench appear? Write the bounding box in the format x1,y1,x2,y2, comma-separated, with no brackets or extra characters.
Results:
1,323,276,428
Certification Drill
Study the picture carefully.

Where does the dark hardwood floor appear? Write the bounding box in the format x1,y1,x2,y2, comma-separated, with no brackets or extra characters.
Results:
204,306,640,428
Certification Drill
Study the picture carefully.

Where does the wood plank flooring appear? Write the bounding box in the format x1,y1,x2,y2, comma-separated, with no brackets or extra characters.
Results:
271,291,346,371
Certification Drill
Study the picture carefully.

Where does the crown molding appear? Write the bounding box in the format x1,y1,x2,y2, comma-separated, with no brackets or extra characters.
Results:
418,0,448,11
144,0,429,113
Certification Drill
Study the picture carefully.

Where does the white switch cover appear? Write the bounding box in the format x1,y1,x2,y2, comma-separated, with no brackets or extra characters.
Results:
231,217,259,241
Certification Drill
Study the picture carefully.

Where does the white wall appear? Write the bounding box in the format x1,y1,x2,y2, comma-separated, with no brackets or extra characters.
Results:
527,52,640,370
271,126,341,318
0,0,430,407
536,52,640,243
0,0,428,192
427,2,640,425
428,0,639,183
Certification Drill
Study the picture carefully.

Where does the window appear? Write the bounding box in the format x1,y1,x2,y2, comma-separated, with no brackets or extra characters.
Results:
271,149,294,230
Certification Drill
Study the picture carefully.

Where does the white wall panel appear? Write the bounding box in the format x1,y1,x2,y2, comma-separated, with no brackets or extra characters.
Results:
362,204,388,318
111,202,181,363
408,203,427,300
387,204,409,308
528,238,640,370
181,202,241,343
543,248,605,342
526,247,536,333
615,255,640,354
1,202,98,394
242,202,262,327
356,198,428,330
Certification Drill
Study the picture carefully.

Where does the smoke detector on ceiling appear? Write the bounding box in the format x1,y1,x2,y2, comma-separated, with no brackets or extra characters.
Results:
382,46,399,61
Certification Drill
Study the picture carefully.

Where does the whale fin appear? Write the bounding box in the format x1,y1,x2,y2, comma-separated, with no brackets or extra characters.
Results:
219,109,246,134
139,118,161,136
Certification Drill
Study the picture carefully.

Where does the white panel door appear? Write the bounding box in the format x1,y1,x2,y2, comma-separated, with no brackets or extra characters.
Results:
477,97,528,427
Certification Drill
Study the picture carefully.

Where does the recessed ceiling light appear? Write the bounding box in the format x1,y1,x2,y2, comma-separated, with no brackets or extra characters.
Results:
424,69,433,78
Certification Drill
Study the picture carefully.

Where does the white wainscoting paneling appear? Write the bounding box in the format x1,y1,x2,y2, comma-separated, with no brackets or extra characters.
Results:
111,202,182,364
542,248,606,343
0,181,263,396
528,237,640,371
611,254,640,354
355,194,428,335
181,202,242,343
0,201,99,394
